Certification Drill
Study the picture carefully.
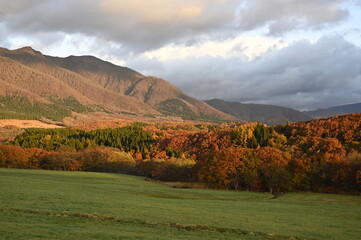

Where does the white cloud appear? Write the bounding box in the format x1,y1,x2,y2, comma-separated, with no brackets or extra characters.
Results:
144,36,288,61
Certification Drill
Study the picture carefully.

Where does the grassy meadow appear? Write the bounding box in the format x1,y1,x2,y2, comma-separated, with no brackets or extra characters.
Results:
0,168,360,240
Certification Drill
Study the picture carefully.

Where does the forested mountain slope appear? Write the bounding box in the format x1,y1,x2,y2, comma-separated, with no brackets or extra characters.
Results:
0,47,234,121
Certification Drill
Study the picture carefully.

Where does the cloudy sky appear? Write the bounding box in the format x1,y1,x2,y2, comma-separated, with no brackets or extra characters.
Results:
1,0,361,110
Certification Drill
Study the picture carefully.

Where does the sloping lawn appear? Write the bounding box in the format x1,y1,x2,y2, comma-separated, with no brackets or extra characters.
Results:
0,168,360,239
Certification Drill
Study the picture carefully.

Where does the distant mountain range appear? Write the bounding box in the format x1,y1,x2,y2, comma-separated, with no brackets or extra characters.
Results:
304,102,361,119
1,46,359,125
206,99,361,125
0,46,235,122
206,99,312,125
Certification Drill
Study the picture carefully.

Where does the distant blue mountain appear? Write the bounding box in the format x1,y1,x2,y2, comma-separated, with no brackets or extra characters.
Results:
206,99,311,125
304,102,361,119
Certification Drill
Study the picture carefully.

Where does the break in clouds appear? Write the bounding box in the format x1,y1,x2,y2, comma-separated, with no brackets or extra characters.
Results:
0,0,360,110
128,36,361,110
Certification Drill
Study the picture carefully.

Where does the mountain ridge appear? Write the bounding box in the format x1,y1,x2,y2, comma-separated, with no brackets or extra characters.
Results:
304,102,361,119
205,98,312,125
0,46,235,121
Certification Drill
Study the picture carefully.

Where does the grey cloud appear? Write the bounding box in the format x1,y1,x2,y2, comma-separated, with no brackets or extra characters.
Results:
0,0,46,17
128,36,361,110
0,0,351,53
238,0,349,35
0,0,239,53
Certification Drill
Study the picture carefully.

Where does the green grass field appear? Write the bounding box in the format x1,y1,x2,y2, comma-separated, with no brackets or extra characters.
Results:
0,168,360,240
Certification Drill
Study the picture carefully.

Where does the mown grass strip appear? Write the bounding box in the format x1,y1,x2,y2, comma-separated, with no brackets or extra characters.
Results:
0,208,302,240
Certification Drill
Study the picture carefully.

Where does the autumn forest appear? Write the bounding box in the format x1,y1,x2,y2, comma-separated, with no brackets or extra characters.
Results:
1,113,360,195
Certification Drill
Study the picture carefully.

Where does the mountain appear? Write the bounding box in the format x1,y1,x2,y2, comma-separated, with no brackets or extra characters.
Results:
205,99,312,125
304,102,361,119
0,46,235,122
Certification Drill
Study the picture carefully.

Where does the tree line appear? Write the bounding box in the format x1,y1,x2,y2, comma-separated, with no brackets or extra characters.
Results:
12,126,154,154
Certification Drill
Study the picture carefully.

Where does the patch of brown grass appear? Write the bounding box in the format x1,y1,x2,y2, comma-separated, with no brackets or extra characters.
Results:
0,119,64,129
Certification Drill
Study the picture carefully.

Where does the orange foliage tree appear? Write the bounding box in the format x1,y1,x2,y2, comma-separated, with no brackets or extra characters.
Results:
199,147,259,190
257,147,291,195
200,147,245,189
0,145,29,169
